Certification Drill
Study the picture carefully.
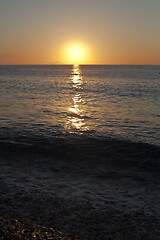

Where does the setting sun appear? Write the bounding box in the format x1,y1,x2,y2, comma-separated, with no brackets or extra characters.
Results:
59,42,92,64
73,50,79,57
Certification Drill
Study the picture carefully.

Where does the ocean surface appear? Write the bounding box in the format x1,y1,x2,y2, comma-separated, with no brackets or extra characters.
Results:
0,65,160,170
1,65,160,239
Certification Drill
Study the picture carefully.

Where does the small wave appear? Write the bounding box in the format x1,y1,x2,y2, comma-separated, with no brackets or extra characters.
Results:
0,133,160,173
67,112,91,120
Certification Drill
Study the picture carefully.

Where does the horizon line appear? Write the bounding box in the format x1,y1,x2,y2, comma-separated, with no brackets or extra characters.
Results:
0,64,160,66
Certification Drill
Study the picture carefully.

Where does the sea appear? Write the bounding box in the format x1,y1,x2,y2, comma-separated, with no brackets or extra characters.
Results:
1,65,160,234
0,65,160,171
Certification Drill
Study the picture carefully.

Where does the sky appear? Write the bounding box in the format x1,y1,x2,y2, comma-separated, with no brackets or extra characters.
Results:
0,0,160,65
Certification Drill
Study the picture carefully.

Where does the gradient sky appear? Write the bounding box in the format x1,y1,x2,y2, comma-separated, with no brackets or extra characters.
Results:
0,0,160,65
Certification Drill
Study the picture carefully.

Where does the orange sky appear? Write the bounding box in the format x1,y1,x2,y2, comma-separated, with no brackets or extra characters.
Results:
0,0,160,65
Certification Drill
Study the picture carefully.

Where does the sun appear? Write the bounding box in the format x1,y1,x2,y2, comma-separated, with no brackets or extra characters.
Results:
73,50,79,56
60,42,91,64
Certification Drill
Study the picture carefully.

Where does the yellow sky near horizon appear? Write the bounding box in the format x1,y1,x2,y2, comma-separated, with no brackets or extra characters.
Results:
0,0,160,65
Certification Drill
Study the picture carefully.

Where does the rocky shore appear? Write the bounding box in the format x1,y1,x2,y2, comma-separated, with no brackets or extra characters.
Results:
0,140,160,239
0,164,160,239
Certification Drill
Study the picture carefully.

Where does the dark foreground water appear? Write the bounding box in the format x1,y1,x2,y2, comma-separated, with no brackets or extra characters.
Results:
0,65,160,239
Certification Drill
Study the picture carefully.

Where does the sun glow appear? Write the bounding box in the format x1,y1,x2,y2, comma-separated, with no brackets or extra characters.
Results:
73,50,79,56
60,42,92,64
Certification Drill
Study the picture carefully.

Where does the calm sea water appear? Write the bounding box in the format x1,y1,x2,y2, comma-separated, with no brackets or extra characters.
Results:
0,65,160,146
1,65,160,238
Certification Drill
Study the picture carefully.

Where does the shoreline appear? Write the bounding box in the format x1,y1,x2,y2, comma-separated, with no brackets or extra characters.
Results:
0,148,160,239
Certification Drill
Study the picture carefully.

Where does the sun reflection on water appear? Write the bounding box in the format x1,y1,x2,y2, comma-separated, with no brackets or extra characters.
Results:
66,65,89,133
